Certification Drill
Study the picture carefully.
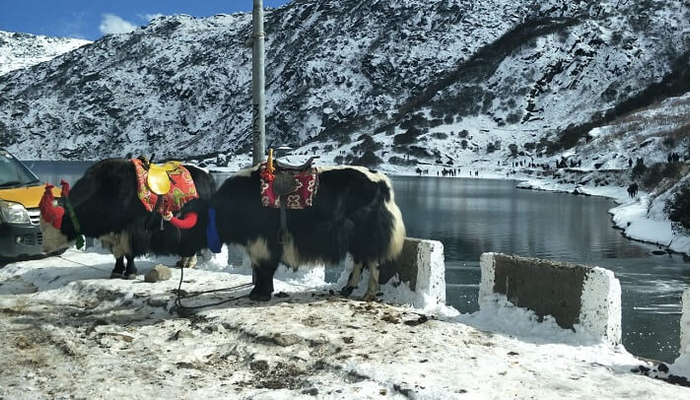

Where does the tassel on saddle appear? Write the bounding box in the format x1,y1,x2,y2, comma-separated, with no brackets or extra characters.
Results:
260,149,319,243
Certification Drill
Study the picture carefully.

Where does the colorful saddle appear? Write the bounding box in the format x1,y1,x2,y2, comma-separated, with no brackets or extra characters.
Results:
132,158,199,219
259,150,319,209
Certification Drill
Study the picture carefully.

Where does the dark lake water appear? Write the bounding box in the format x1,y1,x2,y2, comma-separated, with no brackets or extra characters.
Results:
23,161,690,362
389,176,689,363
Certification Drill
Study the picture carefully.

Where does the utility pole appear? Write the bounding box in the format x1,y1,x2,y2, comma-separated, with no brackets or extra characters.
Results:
252,0,266,164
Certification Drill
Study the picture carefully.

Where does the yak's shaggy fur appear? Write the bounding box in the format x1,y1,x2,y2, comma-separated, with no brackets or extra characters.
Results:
41,158,216,278
210,165,406,301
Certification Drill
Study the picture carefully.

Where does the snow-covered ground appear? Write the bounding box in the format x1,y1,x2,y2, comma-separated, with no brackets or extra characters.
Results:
0,248,689,399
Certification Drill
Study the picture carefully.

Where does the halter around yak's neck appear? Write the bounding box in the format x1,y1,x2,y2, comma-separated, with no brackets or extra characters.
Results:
59,180,85,249
39,180,84,249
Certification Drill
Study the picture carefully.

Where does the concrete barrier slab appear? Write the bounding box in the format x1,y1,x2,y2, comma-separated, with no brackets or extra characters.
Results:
379,237,446,305
680,288,689,354
480,252,621,344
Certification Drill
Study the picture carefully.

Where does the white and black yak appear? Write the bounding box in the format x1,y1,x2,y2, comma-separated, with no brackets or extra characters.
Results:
186,164,406,301
39,158,215,278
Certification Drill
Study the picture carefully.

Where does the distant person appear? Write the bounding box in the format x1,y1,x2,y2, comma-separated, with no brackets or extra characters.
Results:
627,182,638,198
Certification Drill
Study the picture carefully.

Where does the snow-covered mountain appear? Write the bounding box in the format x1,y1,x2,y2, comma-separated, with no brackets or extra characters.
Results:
0,30,90,76
0,0,689,163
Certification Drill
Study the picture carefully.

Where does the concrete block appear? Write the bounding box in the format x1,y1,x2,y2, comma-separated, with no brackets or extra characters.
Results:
669,288,690,378
679,289,689,354
479,252,621,344
380,237,446,305
579,267,621,345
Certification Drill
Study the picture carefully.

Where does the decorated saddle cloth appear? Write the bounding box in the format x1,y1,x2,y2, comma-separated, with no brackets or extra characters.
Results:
132,158,199,218
260,164,319,209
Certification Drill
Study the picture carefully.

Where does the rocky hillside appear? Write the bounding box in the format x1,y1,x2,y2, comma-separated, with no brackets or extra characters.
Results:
0,30,90,76
0,0,689,163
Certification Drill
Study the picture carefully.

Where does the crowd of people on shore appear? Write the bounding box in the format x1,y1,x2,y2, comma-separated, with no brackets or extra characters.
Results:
415,167,480,177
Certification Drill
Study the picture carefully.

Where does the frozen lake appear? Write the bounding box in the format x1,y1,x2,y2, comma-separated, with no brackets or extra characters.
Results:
24,160,689,362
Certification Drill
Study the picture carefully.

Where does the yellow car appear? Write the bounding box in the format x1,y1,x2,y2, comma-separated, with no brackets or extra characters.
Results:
0,148,64,260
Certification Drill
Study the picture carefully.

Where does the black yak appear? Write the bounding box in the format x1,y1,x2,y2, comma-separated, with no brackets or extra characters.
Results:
181,163,406,301
219,165,405,301
40,158,215,278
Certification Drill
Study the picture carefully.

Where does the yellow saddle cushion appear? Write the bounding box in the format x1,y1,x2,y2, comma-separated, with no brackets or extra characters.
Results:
132,158,199,217
147,161,182,195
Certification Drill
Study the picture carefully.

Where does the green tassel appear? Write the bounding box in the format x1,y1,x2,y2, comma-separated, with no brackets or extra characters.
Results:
76,235,85,250
64,197,84,250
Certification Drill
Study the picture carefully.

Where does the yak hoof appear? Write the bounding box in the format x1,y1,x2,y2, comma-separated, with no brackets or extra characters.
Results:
340,286,355,297
362,292,377,302
123,273,138,280
176,257,197,269
249,291,272,302
109,272,123,279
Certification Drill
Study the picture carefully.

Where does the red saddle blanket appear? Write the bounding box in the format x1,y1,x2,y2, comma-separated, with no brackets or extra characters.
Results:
260,166,319,209
132,159,199,218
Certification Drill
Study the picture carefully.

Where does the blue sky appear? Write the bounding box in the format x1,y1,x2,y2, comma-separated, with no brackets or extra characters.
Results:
0,0,291,40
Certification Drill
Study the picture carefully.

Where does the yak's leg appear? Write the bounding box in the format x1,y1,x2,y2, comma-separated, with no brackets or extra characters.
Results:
249,261,278,302
362,261,380,302
341,261,364,297
124,255,137,280
110,256,125,279
176,255,197,269
186,255,197,268
247,238,278,301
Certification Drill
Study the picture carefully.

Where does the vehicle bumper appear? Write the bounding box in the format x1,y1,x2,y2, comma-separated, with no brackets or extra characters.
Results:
0,222,45,259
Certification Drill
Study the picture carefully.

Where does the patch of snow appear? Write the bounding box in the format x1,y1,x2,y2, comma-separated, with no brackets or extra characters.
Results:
0,30,90,76
669,353,689,379
0,249,688,399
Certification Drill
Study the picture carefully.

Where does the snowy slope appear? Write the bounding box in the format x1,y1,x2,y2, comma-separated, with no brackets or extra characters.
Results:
0,0,689,162
0,249,689,399
0,30,90,76
514,93,690,254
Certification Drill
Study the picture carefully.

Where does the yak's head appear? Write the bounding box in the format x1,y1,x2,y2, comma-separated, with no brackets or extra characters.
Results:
39,181,74,253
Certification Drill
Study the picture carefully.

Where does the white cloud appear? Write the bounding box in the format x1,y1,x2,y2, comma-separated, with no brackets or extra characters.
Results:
99,14,136,35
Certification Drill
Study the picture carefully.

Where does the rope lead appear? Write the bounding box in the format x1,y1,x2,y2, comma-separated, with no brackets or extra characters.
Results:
173,266,254,315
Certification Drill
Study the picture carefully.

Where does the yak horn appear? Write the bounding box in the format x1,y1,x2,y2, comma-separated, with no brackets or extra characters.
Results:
60,179,71,197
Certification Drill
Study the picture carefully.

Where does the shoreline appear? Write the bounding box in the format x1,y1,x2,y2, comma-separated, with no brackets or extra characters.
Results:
383,168,690,258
